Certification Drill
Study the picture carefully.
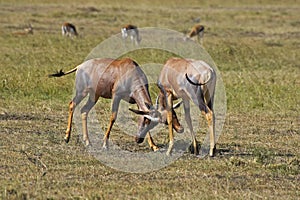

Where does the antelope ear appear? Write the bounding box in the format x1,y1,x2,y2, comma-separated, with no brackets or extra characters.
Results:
129,108,149,115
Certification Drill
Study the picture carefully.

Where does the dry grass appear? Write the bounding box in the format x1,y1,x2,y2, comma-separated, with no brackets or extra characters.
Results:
0,0,299,199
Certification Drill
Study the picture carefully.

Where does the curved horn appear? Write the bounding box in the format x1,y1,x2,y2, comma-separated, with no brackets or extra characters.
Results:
155,95,159,110
173,100,183,109
185,73,209,86
144,115,160,123
157,82,166,95
129,108,149,115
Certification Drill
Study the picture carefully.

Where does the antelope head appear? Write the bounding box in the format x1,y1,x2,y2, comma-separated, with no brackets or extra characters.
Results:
129,99,183,143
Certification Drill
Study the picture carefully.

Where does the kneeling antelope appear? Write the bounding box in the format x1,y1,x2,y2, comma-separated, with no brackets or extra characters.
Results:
131,58,216,156
62,22,78,37
49,58,164,151
121,24,141,46
185,24,205,45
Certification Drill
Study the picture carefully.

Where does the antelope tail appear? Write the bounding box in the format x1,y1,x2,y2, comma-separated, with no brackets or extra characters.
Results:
48,67,78,78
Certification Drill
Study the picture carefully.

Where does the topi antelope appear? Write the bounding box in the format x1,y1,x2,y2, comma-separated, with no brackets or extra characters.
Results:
121,24,141,46
48,58,167,151
62,22,78,37
131,58,216,156
185,24,205,45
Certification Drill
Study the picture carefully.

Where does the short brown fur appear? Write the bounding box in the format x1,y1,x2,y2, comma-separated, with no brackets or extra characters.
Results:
158,57,216,156
50,58,158,151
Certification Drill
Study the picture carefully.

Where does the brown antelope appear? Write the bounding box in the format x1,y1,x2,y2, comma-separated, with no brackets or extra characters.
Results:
131,58,216,157
185,24,205,45
49,58,183,151
62,22,78,37
12,24,33,35
121,24,141,46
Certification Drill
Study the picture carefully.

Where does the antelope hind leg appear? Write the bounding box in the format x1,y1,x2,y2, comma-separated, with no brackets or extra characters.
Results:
65,101,75,143
166,93,174,156
203,109,216,157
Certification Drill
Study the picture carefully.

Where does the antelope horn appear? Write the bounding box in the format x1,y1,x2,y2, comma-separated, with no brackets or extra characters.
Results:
173,101,183,109
129,108,149,115
144,115,160,122
155,95,159,110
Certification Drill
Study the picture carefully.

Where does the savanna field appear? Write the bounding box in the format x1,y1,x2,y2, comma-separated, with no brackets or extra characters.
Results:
0,0,299,199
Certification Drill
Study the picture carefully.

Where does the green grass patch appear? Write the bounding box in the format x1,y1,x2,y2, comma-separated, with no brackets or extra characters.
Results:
1,0,299,199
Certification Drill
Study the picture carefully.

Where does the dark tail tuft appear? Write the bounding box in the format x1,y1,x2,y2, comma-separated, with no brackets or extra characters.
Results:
48,69,65,78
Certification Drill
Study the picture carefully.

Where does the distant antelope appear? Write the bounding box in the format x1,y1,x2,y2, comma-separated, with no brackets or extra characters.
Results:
12,24,33,35
49,58,183,151
62,22,78,37
131,58,216,157
24,24,33,34
121,24,141,46
185,24,205,45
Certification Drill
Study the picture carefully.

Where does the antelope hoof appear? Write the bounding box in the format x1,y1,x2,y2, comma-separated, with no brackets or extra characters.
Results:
64,136,70,143
102,140,109,150
102,144,108,150
209,146,217,157
166,148,172,156
174,125,184,133
135,136,144,144
188,142,200,155
188,144,199,155
84,140,91,147
151,145,159,152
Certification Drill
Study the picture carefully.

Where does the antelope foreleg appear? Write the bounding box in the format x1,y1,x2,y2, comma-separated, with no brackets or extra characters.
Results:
147,132,159,151
65,101,75,143
166,94,174,156
102,112,117,150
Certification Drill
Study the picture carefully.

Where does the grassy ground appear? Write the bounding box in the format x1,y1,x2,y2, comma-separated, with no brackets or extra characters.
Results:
0,0,299,199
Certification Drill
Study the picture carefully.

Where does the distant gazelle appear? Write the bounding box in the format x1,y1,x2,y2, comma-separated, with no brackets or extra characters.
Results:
121,24,141,46
12,24,33,35
185,24,205,45
62,22,78,37
24,24,33,34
